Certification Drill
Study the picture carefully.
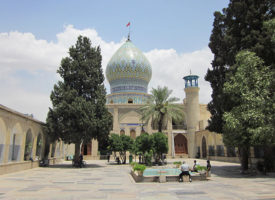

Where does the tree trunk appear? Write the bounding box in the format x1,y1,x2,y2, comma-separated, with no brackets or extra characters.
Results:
239,146,250,172
74,142,81,163
158,113,164,132
264,146,274,172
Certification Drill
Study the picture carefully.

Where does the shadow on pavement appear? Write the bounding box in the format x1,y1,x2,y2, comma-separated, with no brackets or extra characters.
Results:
212,165,274,179
48,163,105,169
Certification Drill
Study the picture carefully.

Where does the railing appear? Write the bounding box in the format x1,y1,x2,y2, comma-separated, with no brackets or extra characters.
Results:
172,125,187,130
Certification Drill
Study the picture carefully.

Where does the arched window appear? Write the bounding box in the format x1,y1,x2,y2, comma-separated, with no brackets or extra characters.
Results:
0,119,6,163
51,142,56,157
130,129,136,139
36,133,43,158
202,136,207,158
128,98,133,104
24,130,33,161
120,129,125,136
174,134,188,154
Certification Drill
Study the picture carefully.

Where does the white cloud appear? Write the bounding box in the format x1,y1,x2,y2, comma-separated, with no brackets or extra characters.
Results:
146,48,213,104
0,25,213,122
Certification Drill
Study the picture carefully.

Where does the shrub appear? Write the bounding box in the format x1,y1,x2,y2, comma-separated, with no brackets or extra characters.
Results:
173,161,182,165
196,165,207,171
144,151,153,166
130,162,138,168
133,164,146,173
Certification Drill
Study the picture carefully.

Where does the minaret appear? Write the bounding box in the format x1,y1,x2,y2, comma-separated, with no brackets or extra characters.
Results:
183,74,200,158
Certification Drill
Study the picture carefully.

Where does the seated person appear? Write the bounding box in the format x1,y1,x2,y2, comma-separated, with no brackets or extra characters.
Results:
207,160,211,171
192,160,200,172
179,161,192,182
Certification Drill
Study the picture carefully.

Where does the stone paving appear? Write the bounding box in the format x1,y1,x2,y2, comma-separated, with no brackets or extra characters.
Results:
0,159,275,200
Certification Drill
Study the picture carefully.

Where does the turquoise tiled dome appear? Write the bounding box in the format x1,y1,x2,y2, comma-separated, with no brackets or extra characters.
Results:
106,40,152,95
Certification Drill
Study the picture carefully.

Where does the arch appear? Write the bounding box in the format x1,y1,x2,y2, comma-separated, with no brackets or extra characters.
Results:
141,126,146,135
130,129,136,139
119,110,141,124
172,115,187,130
35,133,43,158
174,134,188,154
120,129,125,136
128,98,133,104
81,143,91,155
0,118,7,163
56,142,61,157
202,136,207,158
24,129,33,161
9,123,23,161
51,142,56,157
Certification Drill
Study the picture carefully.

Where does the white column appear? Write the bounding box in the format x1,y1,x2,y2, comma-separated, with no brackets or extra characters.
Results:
171,132,175,158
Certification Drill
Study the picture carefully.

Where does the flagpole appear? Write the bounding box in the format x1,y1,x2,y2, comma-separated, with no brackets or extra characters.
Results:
129,24,131,40
127,22,131,41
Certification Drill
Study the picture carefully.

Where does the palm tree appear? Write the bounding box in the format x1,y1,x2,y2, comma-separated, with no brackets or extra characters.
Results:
138,86,184,132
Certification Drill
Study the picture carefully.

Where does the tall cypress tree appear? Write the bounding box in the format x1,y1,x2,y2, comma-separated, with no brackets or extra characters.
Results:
46,36,112,161
205,0,274,133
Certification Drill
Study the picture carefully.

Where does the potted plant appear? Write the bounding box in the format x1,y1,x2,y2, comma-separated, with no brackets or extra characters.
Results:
173,161,182,168
133,164,146,176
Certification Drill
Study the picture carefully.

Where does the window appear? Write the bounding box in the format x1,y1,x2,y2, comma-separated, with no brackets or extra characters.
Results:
128,98,133,104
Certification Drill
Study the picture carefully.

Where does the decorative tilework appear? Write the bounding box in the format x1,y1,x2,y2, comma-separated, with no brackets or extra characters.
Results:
106,40,152,104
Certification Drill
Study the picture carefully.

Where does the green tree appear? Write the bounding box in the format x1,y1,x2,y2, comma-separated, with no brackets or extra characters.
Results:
264,18,275,43
108,134,122,158
108,134,134,164
151,132,168,163
205,0,274,133
139,86,184,132
46,36,112,162
120,134,134,164
135,133,154,164
223,51,275,171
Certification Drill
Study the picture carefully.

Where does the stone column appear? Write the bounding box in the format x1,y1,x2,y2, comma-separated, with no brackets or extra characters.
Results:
3,125,11,163
167,120,173,157
187,129,196,158
48,143,52,159
20,132,26,162
185,86,200,158
136,126,141,137
125,126,130,136
113,107,119,134
32,136,37,159
91,139,98,159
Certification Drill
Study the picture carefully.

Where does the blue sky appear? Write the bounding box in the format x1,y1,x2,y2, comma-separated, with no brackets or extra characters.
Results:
0,0,230,121
0,0,229,52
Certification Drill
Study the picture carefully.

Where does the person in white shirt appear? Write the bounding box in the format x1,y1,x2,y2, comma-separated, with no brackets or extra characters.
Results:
179,161,192,182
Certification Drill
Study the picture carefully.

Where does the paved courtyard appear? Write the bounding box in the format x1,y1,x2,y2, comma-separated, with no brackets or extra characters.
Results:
0,159,275,200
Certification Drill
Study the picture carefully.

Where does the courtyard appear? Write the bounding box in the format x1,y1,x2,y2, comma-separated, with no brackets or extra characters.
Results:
0,159,274,200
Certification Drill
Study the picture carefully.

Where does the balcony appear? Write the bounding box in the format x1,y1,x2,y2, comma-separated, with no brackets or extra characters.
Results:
172,125,187,130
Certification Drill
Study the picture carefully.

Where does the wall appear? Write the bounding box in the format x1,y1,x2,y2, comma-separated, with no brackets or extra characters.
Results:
0,105,64,175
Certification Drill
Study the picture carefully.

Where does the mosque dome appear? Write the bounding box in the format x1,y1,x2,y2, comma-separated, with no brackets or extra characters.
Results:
106,40,152,95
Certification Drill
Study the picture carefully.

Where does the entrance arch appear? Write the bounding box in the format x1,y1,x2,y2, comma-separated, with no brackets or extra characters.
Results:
120,129,125,136
130,129,136,139
24,129,33,161
81,143,91,156
36,133,43,158
174,134,188,154
10,123,23,161
0,118,7,163
202,136,207,158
